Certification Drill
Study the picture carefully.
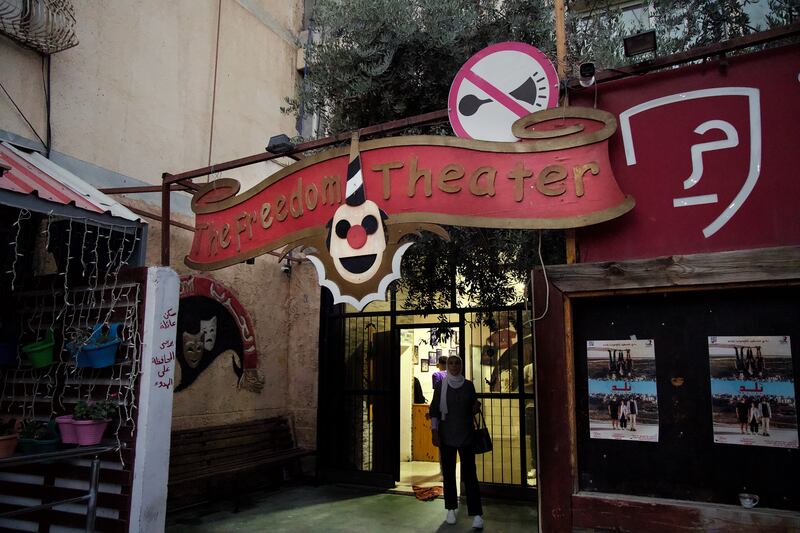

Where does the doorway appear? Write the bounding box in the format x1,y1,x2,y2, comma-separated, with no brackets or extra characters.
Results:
397,325,458,491
317,293,538,497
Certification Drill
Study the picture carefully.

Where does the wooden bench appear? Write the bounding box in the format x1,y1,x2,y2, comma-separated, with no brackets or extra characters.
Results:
167,416,314,511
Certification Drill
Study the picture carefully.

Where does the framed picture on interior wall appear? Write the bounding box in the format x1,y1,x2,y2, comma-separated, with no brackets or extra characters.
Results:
428,351,437,365
421,360,429,372
412,345,419,364
450,332,459,348
436,349,442,357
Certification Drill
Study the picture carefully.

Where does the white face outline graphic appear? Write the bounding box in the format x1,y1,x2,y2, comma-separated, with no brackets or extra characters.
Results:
328,200,387,284
619,88,762,238
199,316,217,351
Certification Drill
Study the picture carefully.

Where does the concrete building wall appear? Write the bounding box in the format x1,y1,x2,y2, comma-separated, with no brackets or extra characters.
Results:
0,37,47,144
0,0,319,447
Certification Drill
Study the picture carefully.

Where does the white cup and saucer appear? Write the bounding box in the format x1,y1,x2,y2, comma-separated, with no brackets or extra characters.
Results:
738,493,759,509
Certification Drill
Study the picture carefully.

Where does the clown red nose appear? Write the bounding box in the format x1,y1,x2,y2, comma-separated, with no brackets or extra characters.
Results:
347,225,368,249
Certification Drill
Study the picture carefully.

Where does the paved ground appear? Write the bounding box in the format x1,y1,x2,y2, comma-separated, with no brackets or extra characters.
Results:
166,484,538,532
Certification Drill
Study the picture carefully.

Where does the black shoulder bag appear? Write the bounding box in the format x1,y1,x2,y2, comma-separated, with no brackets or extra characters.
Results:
473,409,493,454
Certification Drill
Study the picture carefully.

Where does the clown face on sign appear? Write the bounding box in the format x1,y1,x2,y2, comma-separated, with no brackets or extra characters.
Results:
326,199,388,284
298,133,448,310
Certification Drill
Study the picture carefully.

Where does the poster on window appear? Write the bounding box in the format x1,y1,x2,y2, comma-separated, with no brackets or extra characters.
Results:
587,339,659,442
709,336,798,449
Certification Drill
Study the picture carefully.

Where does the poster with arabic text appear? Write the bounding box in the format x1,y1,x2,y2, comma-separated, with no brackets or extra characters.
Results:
709,336,798,449
587,339,659,442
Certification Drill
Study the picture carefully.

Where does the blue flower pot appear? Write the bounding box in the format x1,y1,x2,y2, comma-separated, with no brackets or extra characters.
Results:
76,339,121,368
69,323,122,369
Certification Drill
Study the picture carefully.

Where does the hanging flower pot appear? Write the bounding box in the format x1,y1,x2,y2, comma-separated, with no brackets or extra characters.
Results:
56,415,78,444
68,323,122,369
73,419,110,446
21,329,54,369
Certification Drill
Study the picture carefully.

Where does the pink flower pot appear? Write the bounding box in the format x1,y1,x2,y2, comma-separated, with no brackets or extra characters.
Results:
56,415,77,444
73,419,110,446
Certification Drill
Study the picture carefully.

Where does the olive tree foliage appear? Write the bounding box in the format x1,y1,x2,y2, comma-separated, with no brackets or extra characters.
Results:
284,0,794,314
567,0,798,73
284,0,561,314
284,0,555,133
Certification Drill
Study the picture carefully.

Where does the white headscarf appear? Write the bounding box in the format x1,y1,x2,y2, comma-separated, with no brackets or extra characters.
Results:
439,355,465,421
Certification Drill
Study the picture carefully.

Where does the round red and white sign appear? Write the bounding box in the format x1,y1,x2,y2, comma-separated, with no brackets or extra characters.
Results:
448,42,559,142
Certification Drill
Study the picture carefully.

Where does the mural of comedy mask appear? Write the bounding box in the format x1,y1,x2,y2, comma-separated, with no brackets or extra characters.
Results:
176,275,264,393
176,296,243,391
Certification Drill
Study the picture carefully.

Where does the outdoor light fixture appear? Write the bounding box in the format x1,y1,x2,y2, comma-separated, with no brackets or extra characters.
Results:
281,257,292,276
579,62,596,88
266,134,294,154
624,30,657,57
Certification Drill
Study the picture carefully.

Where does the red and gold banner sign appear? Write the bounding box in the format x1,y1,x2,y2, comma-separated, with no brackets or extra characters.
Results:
187,108,633,309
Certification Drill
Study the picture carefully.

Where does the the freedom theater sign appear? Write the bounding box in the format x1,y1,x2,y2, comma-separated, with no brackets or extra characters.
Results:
186,44,634,309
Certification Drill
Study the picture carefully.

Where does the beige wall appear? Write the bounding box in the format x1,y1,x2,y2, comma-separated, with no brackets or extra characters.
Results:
126,198,320,448
0,0,320,446
0,35,47,143
2,0,301,187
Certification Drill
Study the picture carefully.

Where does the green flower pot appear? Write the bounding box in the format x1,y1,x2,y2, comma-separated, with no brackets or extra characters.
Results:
21,329,54,369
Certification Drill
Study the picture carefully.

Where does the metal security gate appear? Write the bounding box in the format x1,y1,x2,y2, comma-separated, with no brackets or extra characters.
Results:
318,290,537,496
317,295,398,486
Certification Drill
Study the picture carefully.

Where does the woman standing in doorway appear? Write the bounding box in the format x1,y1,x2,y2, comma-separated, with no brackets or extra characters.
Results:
430,355,484,529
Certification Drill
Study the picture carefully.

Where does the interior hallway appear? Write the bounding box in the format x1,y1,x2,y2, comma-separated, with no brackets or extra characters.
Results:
394,460,460,495
166,484,537,532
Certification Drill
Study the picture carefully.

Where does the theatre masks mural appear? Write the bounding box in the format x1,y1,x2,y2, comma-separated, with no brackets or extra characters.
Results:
175,275,264,393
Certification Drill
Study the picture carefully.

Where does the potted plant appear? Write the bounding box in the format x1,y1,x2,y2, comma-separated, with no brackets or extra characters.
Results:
0,418,17,458
56,412,78,445
73,399,117,445
17,419,59,453
67,323,122,369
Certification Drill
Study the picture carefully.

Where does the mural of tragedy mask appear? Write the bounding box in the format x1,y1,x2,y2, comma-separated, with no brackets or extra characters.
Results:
200,316,217,351
327,200,387,284
182,331,204,368
175,292,246,392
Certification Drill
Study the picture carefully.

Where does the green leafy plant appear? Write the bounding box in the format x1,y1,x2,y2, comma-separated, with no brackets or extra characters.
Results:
18,419,51,440
0,418,17,437
74,399,117,421
69,324,113,349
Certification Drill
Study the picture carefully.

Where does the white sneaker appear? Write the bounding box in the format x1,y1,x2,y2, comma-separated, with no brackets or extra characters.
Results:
472,515,484,529
446,510,457,524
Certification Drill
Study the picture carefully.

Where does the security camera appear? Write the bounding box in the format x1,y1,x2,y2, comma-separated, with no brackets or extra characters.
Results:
579,62,596,88
281,263,291,275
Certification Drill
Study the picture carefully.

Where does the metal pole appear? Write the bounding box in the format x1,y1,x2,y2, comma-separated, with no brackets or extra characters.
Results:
554,0,577,264
555,0,567,79
161,172,171,266
85,455,101,533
